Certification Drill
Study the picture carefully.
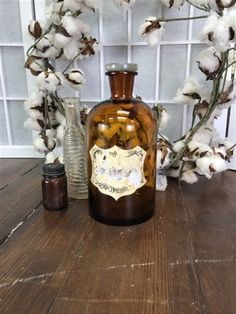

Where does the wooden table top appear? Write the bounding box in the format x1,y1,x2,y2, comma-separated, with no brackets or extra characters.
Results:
0,158,236,314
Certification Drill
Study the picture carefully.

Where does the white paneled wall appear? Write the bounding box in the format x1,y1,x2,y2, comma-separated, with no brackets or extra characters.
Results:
0,0,235,164
0,0,35,157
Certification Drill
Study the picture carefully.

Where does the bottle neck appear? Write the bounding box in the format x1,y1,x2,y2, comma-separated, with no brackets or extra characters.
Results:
108,72,136,100
64,98,80,126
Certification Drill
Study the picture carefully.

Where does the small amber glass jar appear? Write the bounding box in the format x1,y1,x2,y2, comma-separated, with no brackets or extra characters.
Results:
42,163,68,211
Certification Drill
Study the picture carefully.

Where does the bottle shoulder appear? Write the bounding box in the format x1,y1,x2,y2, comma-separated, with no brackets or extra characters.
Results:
88,99,156,122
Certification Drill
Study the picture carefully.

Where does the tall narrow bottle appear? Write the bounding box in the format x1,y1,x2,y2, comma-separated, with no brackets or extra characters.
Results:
87,63,157,225
63,97,88,199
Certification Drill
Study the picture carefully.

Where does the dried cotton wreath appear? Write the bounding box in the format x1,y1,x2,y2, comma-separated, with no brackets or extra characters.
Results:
23,0,236,190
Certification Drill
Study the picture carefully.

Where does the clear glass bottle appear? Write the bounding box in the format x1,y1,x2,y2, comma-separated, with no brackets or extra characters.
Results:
63,97,88,199
87,63,158,225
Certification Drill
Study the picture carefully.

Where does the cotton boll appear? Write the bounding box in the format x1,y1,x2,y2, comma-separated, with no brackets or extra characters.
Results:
46,128,57,139
63,39,80,60
144,26,165,46
173,140,185,153
187,141,213,157
28,20,45,38
159,107,170,130
139,17,165,46
156,148,171,169
65,69,86,90
181,170,198,184
197,47,221,80
24,118,44,131
197,144,213,158
33,136,48,153
26,108,44,120
200,13,234,52
156,174,168,191
36,33,55,56
208,0,236,11
213,15,233,52
55,110,66,126
200,13,219,45
59,155,64,163
24,92,44,110
33,135,55,153
36,33,62,58
54,16,90,51
57,125,65,143
78,37,99,59
214,146,227,158
188,140,202,153
218,79,235,110
45,152,56,164
61,15,90,38
196,155,227,178
37,71,65,92
54,32,72,49
173,76,202,105
192,126,215,145
25,56,45,76
46,2,65,25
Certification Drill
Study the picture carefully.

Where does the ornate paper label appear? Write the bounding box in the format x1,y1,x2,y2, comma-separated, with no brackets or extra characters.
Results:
89,145,146,200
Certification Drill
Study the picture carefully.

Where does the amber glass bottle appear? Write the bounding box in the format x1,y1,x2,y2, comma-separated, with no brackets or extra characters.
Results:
87,63,157,225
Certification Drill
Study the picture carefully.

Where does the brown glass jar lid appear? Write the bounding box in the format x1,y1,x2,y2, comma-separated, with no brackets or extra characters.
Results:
42,163,65,176
106,63,138,72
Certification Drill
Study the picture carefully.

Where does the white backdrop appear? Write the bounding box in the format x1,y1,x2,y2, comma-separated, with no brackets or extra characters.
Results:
0,0,235,168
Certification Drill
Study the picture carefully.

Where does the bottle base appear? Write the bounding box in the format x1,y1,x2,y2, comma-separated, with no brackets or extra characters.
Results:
89,209,154,226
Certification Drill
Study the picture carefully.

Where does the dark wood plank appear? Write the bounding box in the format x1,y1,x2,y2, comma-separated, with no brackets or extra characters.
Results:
0,158,235,314
0,162,43,244
50,172,236,314
0,200,92,314
0,158,40,189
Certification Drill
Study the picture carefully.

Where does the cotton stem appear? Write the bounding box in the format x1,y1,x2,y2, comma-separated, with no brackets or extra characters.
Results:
157,15,209,23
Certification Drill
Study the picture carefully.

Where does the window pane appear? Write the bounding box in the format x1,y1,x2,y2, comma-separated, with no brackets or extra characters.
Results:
8,100,32,145
192,8,206,40
162,3,189,41
0,101,8,145
80,11,99,39
2,47,28,97
132,46,156,100
161,103,183,141
0,0,22,43
160,45,187,100
0,79,2,97
78,53,100,100
102,0,127,43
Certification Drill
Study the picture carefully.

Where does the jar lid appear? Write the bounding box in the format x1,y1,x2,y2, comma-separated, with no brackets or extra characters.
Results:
105,63,138,72
42,163,65,176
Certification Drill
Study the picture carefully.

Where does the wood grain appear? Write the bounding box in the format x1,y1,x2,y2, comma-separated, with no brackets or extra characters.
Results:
0,158,235,314
0,159,40,189
0,161,43,244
